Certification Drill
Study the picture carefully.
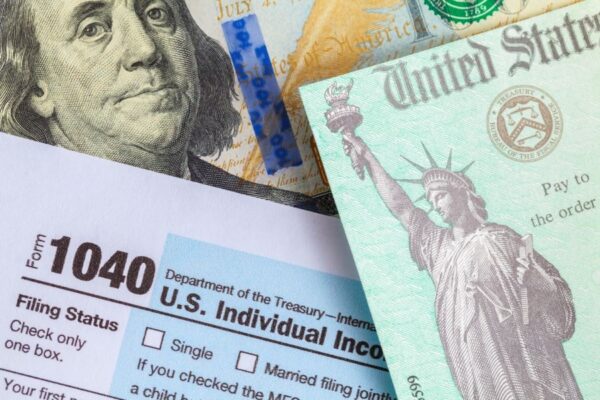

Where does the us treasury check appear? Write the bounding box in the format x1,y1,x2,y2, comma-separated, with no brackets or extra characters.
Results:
300,1,600,399
0,134,396,400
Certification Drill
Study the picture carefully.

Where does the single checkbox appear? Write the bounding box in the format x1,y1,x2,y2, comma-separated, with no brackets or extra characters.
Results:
236,351,258,373
142,327,165,350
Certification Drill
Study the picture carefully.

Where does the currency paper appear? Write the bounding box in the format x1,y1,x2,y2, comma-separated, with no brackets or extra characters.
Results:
0,0,580,215
300,1,600,398
0,134,396,399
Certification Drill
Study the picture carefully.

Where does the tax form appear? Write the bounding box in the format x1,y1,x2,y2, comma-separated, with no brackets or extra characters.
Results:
0,134,395,400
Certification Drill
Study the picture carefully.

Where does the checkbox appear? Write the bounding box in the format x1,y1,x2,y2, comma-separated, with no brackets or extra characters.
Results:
236,351,258,373
142,327,165,350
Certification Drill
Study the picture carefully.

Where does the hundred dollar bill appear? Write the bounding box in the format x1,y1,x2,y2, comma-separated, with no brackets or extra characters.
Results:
300,1,600,398
0,0,579,216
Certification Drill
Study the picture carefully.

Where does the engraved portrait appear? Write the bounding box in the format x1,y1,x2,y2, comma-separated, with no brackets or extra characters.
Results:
0,0,321,211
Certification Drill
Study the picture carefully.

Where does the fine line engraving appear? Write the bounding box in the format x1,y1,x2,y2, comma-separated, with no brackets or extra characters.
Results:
325,81,583,400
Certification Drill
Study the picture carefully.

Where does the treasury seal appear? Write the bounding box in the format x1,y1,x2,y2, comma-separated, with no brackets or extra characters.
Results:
424,0,504,24
487,86,563,162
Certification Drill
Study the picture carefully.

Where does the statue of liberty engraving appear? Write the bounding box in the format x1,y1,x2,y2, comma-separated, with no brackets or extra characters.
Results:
324,82,582,400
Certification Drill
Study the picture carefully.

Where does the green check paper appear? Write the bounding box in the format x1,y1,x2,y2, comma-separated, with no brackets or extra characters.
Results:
300,1,600,399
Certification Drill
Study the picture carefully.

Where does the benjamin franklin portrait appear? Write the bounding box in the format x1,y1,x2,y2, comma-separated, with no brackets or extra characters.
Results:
0,0,326,212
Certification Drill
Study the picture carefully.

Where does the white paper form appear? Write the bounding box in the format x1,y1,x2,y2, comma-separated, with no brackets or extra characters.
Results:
0,134,395,400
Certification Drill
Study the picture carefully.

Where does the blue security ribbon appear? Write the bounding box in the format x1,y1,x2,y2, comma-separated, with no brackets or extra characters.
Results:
222,15,302,174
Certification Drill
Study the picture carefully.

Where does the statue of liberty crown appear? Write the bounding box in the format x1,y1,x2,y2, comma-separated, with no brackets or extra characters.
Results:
399,143,475,208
